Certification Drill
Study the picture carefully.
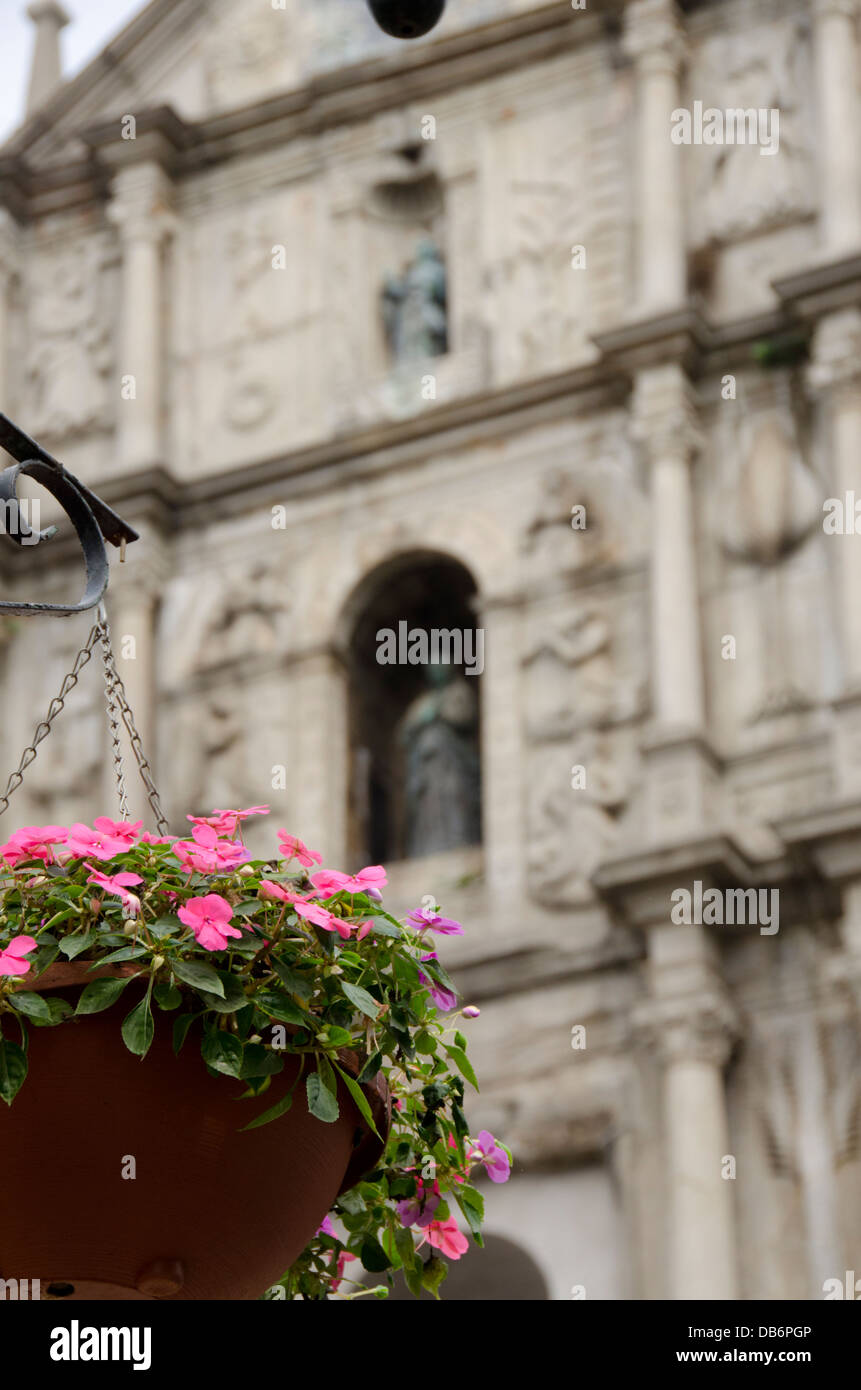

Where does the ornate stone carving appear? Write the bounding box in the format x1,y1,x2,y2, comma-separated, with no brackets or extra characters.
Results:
630,363,702,462
522,610,615,742
25,239,113,439
623,0,686,76
522,456,647,579
689,18,814,244
205,0,303,112
191,562,289,674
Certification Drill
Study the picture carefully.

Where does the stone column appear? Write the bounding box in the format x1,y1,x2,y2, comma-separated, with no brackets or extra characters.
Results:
636,924,739,1299
623,0,687,314
809,309,861,793
287,646,349,865
25,1,69,117
107,162,174,472
813,0,861,256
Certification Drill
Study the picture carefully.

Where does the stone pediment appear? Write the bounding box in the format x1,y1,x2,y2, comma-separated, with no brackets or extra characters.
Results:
4,0,525,170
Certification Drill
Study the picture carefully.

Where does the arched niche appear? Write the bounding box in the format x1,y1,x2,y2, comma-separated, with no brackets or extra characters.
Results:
340,549,482,865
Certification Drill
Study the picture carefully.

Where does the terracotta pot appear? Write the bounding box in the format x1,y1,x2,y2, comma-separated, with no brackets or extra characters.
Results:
0,964,389,1300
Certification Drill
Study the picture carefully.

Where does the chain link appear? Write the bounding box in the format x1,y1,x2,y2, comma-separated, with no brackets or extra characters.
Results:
0,623,101,819
95,605,170,836
0,614,170,836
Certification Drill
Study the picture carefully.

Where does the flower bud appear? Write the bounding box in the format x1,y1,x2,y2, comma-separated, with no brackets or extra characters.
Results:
237,864,255,877
151,955,165,971
462,1005,480,1019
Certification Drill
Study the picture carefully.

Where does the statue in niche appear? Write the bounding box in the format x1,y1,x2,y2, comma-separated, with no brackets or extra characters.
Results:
382,239,448,363
399,664,480,857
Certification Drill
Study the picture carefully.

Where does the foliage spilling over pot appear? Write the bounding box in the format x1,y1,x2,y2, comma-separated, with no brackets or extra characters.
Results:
0,807,509,1299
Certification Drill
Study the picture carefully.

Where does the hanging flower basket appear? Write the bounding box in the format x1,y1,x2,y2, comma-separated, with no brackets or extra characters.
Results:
0,809,509,1301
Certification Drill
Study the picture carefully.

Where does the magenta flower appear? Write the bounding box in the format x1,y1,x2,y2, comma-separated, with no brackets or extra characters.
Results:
85,865,143,914
332,1250,358,1292
311,865,387,897
140,831,175,846
173,824,251,874
1,825,68,866
423,1217,469,1260
177,894,247,951
316,1215,336,1238
211,805,270,836
418,951,457,1012
462,1005,481,1019
468,1130,511,1184
397,1189,440,1229
406,906,463,936
93,817,142,845
0,934,38,977
65,822,130,862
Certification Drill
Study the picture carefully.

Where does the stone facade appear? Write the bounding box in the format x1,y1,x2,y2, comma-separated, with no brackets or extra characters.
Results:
1,0,861,1299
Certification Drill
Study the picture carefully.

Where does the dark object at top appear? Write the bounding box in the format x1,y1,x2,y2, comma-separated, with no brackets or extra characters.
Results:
366,0,446,39
0,412,138,617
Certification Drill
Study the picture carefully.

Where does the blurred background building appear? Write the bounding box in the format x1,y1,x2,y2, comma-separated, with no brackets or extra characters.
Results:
1,0,861,1300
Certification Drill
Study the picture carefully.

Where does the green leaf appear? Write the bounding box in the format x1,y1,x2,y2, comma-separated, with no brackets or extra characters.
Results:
420,1256,448,1299
75,975,136,1016
0,1039,27,1104
306,1070,339,1123
356,1049,383,1083
241,1088,293,1131
58,930,96,960
339,980,381,1020
239,1043,285,1079
320,1025,353,1048
443,1044,479,1091
153,982,182,1011
96,944,149,965
173,1012,197,1054
360,1237,392,1273
333,1061,381,1140
9,991,54,1024
201,1030,244,1078
172,959,225,997
196,973,247,1013
150,915,182,936
272,959,312,1000
455,1185,485,1243
404,1255,423,1299
121,996,154,1058
254,990,305,1026
29,997,73,1027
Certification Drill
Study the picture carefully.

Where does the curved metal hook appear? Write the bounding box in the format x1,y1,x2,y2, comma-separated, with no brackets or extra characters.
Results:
0,412,138,618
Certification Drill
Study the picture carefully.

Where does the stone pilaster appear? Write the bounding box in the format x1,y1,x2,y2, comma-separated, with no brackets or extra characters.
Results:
813,0,861,256
477,594,524,908
623,0,687,314
107,162,176,473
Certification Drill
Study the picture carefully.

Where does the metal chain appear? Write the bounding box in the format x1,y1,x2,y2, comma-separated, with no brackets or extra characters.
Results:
0,623,101,819
96,603,131,823
95,604,170,836
0,613,170,836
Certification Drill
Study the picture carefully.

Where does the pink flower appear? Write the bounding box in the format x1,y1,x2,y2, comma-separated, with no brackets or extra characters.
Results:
316,1215,336,1238
177,894,247,951
0,934,38,977
187,812,238,837
406,906,463,936
462,1005,481,1019
140,831,175,846
418,952,457,1012
85,865,143,914
424,1217,469,1260
173,824,251,874
356,921,374,941
1,825,68,866
311,865,387,897
93,817,142,845
260,881,350,939
65,822,130,862
468,1130,511,1184
277,832,322,868
211,805,270,836
397,1186,440,1229
332,1250,357,1292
